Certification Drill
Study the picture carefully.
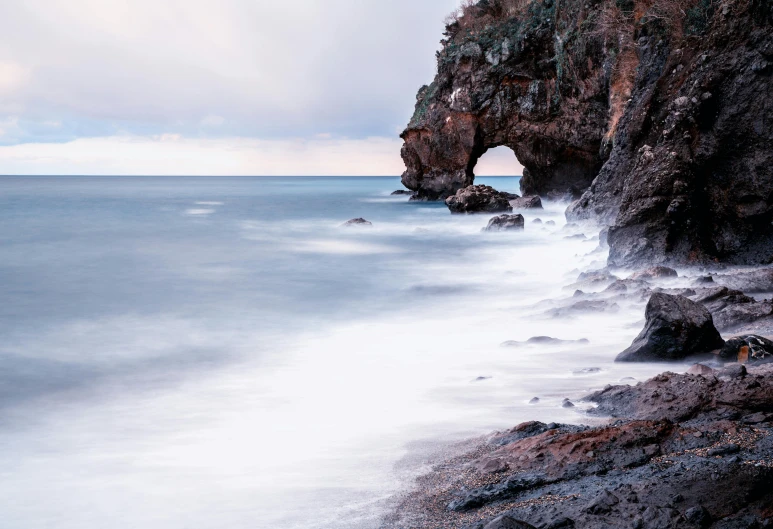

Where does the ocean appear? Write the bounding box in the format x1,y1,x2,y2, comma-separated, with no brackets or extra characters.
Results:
0,176,672,528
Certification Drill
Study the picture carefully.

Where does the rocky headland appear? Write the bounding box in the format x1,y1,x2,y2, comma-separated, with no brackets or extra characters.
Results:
399,0,773,267
385,0,773,526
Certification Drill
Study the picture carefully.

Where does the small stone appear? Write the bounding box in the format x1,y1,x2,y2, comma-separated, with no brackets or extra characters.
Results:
533,218,543,224
529,397,540,404
586,451,595,458
562,399,575,408
693,431,703,438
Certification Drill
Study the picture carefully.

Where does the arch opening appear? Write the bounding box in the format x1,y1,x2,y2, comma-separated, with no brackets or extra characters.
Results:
471,145,524,178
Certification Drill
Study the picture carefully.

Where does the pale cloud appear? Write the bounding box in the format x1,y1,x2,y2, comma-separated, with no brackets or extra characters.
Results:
0,0,471,174
0,62,29,97
0,135,407,176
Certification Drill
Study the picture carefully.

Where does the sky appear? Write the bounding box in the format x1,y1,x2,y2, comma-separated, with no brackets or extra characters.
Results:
0,0,523,176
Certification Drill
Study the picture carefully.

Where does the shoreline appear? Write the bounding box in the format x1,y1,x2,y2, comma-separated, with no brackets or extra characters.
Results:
378,245,773,529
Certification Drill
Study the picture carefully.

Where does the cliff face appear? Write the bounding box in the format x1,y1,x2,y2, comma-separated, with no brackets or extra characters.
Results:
401,0,773,266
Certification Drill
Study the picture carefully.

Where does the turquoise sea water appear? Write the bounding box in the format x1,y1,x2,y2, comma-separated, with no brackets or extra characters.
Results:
0,176,669,528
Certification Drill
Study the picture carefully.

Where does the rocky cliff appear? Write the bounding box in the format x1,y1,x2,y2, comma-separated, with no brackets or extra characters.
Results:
400,0,773,266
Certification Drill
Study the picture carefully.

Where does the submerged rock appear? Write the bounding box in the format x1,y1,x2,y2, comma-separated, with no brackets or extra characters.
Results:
445,185,513,214
341,218,372,227
501,337,589,347
616,293,725,362
483,214,524,232
390,189,414,196
629,266,678,281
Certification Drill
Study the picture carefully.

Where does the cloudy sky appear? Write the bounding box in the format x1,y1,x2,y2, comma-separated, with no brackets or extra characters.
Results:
0,0,522,176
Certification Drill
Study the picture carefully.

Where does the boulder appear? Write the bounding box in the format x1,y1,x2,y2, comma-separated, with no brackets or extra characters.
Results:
341,218,372,227
719,335,773,364
390,189,415,196
692,286,773,331
445,185,513,214
616,293,725,362
510,195,543,210
483,214,525,232
629,266,678,281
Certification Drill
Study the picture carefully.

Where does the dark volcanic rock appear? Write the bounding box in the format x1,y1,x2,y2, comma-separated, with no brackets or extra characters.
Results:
719,335,773,364
341,218,372,227
616,293,725,362
385,365,773,529
509,196,543,210
391,189,415,196
446,185,513,214
713,268,773,293
400,0,773,265
692,286,773,332
483,214,525,232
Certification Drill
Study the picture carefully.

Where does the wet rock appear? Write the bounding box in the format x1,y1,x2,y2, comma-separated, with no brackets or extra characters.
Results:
545,220,556,226
483,214,525,232
695,276,715,284
562,399,575,408
529,397,540,404
629,266,678,281
684,506,712,527
391,189,415,196
446,185,513,214
341,218,372,227
616,293,725,362
533,218,543,224
719,335,773,364
509,195,543,210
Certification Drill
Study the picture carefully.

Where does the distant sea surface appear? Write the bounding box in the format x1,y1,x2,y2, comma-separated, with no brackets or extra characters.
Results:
0,176,668,528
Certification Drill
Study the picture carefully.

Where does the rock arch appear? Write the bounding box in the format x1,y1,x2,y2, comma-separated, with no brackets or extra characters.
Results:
400,0,611,200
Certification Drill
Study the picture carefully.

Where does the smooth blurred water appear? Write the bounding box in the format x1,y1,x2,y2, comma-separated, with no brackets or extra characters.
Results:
0,176,673,529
